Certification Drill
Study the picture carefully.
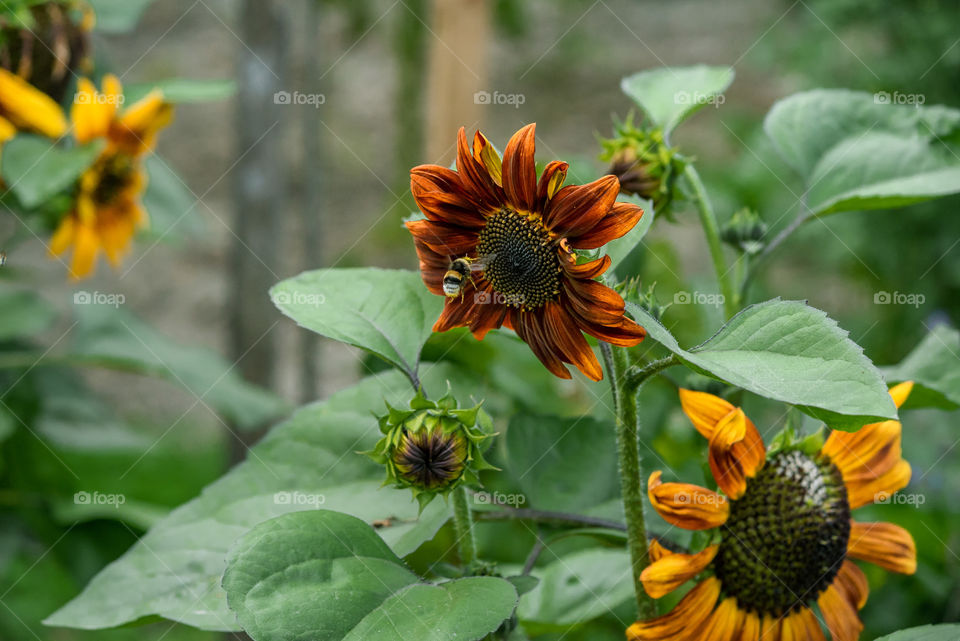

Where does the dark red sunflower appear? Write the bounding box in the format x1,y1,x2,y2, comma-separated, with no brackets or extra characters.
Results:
406,123,646,381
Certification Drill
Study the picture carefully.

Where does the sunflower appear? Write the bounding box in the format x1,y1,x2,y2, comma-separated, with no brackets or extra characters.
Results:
49,74,172,279
407,124,646,381
0,66,68,163
628,383,917,641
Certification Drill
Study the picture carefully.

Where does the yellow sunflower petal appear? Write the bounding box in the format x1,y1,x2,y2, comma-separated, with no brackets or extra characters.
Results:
648,539,673,563
640,544,718,599
848,520,917,574
0,115,15,142
822,420,902,485
48,215,76,256
625,577,721,641
834,560,869,611
701,597,741,641
738,610,761,641
792,607,826,641
648,470,729,530
71,77,116,143
69,222,100,279
847,459,911,509
708,408,766,499
760,614,782,641
818,584,863,641
472,131,502,186
889,380,913,409
0,68,68,138
114,89,173,154
679,388,737,439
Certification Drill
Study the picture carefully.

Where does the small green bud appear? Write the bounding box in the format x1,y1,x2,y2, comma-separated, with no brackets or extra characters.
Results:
618,278,670,322
721,207,768,255
366,387,497,510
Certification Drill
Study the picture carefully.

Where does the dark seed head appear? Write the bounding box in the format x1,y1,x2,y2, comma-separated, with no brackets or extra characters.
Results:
392,425,468,490
476,209,560,309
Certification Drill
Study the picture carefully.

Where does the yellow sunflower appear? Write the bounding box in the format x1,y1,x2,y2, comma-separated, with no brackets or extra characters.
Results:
628,382,917,641
49,74,173,279
0,66,68,163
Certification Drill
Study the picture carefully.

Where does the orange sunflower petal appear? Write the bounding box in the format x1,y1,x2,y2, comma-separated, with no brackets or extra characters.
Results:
834,560,869,611
625,577,721,641
113,88,173,154
536,160,568,205
568,201,644,250
0,115,15,142
848,520,917,574
501,123,537,212
708,408,766,499
647,539,673,563
781,609,825,641
472,131,502,186
404,218,478,256
701,597,742,641
679,389,736,439
847,459,911,509
760,615,783,641
889,380,913,408
818,584,863,641
543,174,620,238
542,301,603,381
456,127,501,206
738,610,761,641
511,308,571,380
69,222,100,280
822,420,902,484
411,167,485,228
648,470,729,530
640,544,718,599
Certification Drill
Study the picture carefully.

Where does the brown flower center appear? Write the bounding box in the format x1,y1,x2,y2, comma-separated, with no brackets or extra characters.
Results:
476,208,561,309
714,450,851,617
92,153,136,205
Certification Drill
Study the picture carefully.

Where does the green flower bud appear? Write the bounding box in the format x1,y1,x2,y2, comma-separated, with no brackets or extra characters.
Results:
720,207,768,255
366,388,496,510
618,278,670,322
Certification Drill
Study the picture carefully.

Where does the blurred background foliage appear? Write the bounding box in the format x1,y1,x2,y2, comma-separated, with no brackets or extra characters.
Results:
1,0,958,639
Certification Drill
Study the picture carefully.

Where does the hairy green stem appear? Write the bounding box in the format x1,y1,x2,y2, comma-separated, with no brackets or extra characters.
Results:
451,486,477,567
602,343,656,619
684,164,736,318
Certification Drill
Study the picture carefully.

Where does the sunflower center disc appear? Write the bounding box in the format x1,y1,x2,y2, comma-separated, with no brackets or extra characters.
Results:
476,209,561,309
714,450,851,617
93,153,136,205
393,427,467,490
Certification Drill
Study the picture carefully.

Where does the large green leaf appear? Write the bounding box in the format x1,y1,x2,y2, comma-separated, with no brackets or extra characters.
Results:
44,370,454,631
621,66,734,135
517,548,633,629
0,136,102,209
271,268,442,382
628,299,897,429
875,625,960,641
883,325,960,410
764,89,960,216
225,510,516,641
67,304,286,430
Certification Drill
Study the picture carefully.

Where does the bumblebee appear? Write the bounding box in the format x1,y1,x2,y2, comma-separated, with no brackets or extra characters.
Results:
442,258,473,298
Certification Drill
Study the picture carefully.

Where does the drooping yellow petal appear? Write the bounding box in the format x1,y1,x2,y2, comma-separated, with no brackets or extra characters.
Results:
648,470,729,530
625,578,721,641
818,584,863,641
647,539,673,563
71,77,116,143
640,544,718,599
889,381,913,409
707,408,766,499
0,68,68,138
848,520,917,574
472,131,502,186
679,388,737,439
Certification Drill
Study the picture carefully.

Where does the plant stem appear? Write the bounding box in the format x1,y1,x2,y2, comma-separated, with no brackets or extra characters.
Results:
741,208,811,299
602,343,656,619
451,486,477,568
684,164,736,318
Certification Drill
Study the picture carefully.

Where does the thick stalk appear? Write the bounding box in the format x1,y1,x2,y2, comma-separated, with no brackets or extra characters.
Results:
684,164,736,318
602,343,656,619
451,486,477,567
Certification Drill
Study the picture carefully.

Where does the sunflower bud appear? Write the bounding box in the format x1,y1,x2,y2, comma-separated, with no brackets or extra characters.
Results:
367,389,496,509
720,207,767,255
619,278,670,322
600,115,681,218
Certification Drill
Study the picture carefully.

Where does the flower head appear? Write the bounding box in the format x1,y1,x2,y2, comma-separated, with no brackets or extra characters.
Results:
629,383,917,641
49,74,173,279
600,114,679,217
367,389,496,509
407,124,646,381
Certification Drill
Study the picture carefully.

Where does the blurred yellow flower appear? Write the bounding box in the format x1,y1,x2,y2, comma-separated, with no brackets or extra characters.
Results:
0,67,68,164
50,74,173,279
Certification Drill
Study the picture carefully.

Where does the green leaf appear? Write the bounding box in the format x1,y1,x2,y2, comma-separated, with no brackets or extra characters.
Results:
874,624,960,641
271,268,443,382
517,548,633,628
599,195,654,269
628,299,897,429
341,578,517,641
764,89,960,216
883,325,960,409
0,287,57,340
621,66,734,135
504,414,619,513
67,304,287,430
44,370,455,631
0,136,103,209
125,79,237,105
87,0,155,32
